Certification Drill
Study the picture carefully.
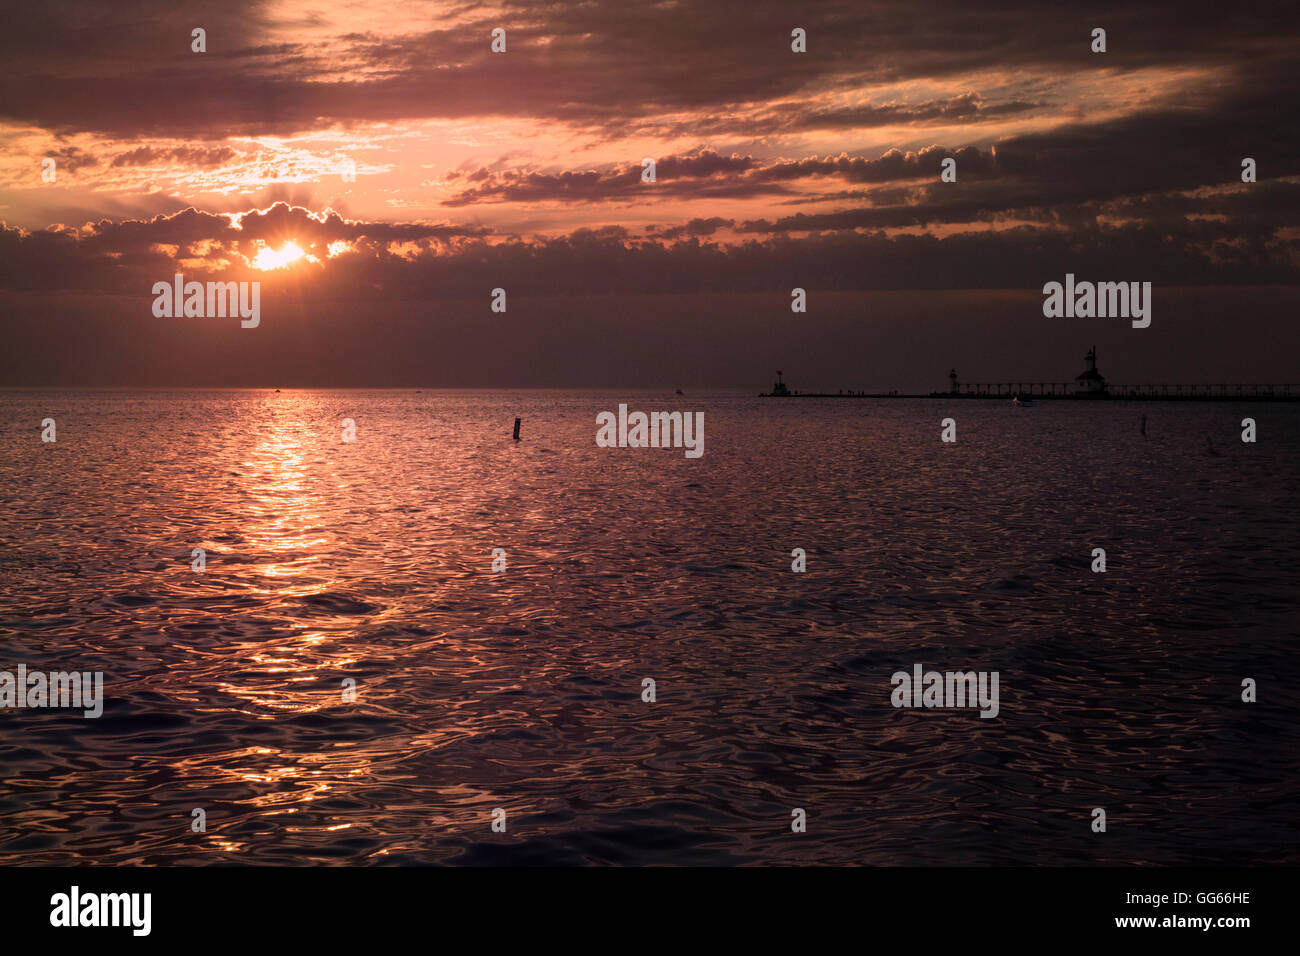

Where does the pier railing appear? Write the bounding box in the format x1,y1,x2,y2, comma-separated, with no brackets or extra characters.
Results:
955,383,1298,398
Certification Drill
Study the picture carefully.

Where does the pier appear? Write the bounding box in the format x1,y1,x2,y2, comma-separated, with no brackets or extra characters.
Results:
938,382,1299,400
758,348,1300,401
759,388,1300,401
761,381,1300,401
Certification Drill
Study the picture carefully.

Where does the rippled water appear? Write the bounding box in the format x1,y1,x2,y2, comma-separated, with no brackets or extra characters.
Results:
1,389,1297,865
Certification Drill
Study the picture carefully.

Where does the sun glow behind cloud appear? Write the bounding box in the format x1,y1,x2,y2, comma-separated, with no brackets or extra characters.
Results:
251,241,306,270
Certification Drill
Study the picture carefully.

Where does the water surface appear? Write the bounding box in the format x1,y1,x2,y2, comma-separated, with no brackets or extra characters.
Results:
1,390,1297,864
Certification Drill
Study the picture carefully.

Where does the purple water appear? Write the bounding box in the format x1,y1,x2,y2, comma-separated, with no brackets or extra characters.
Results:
1,389,1297,864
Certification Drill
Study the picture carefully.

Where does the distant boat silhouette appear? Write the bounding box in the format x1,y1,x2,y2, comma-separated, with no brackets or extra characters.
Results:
675,388,684,396
1012,395,1038,407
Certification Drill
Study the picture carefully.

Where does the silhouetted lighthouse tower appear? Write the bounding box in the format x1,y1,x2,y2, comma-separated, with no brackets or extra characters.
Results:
949,368,959,394
1074,346,1106,395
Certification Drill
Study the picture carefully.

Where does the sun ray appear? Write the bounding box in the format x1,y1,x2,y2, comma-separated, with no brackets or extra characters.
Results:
251,241,305,270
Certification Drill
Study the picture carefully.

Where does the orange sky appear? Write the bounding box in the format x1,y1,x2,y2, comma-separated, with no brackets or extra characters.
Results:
2,1,1281,248
0,1,1297,385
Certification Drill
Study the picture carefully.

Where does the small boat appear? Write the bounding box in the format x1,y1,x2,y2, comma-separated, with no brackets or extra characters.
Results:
675,388,684,396
1012,396,1038,407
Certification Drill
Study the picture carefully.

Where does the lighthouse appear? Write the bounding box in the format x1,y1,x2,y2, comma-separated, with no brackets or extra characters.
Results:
1074,346,1106,396
949,368,959,395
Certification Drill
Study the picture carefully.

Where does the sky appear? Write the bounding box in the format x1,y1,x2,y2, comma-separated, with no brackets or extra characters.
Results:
1,0,1298,388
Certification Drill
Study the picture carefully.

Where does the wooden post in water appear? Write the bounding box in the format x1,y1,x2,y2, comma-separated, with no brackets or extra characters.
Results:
512,417,521,441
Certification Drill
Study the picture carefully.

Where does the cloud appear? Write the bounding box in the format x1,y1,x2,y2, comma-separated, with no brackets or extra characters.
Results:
44,146,99,172
111,146,238,167
3,2,1298,302
441,146,1000,206
0,202,493,292
646,217,734,240
617,92,1043,140
442,150,766,205
2,1,1294,139
3,199,1296,300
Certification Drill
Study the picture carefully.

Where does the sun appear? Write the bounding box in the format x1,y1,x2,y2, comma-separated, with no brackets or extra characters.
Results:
251,241,306,270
